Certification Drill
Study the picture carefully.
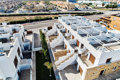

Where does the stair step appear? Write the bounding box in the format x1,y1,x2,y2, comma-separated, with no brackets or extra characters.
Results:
56,54,74,66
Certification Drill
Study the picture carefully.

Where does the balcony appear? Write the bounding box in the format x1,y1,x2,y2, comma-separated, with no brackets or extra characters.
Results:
49,34,58,42
53,44,65,52
78,54,93,67
65,33,71,40
53,44,67,61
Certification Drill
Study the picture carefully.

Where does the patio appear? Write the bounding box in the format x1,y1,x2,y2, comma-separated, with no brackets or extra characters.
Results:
59,64,82,80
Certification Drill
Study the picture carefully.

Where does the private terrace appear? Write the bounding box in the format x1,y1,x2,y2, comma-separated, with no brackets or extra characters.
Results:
49,33,58,42
52,44,67,61
78,54,93,67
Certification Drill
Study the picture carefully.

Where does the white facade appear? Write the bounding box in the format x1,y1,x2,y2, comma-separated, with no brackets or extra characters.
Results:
47,15,120,80
0,24,31,80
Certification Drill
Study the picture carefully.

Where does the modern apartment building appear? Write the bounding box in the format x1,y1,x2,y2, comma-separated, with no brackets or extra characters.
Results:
0,24,32,80
47,16,120,80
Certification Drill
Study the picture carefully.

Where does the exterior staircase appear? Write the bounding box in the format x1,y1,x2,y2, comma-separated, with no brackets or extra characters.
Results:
50,36,64,48
55,53,77,70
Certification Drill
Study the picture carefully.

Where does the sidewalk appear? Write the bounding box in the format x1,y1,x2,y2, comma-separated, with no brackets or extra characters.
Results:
32,51,36,80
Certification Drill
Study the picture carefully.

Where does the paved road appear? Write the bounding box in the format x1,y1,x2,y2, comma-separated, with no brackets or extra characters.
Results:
23,11,120,30
85,10,120,20
24,19,58,30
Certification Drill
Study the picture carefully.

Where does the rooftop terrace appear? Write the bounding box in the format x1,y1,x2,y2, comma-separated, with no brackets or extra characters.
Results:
59,16,120,52
0,24,24,56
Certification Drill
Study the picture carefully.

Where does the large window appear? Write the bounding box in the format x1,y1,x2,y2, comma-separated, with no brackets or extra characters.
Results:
17,48,20,56
106,58,112,64
14,56,18,68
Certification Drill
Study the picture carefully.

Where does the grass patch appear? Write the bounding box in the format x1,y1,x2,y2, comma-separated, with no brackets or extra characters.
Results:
36,30,55,80
36,51,55,80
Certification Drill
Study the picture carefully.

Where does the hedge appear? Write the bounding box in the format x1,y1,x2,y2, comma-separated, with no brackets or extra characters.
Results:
0,11,103,17
9,17,52,24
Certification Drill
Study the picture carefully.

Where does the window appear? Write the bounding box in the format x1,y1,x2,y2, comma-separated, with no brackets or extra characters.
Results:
99,70,105,75
17,48,20,56
48,26,52,30
22,36,24,42
106,58,112,64
72,35,74,39
65,44,67,49
79,66,83,75
81,44,83,48
23,33,25,37
89,54,95,64
14,56,18,68
68,30,69,33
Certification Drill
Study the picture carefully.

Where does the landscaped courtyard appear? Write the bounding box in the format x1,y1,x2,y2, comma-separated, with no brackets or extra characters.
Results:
36,30,55,80
36,51,55,80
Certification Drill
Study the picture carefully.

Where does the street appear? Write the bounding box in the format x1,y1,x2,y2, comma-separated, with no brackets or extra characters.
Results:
24,19,58,30
85,10,120,20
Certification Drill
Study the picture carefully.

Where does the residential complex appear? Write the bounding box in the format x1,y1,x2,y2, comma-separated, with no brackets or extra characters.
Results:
0,1,23,13
46,16,120,80
50,1,92,11
0,24,33,80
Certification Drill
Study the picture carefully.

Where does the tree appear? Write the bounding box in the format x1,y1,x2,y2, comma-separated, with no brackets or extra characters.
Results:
40,30,47,49
105,4,109,8
102,2,105,7
105,3,118,10
44,61,53,77
42,49,47,59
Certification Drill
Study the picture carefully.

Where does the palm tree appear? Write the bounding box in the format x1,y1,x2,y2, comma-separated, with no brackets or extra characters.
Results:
44,61,53,77
42,49,47,59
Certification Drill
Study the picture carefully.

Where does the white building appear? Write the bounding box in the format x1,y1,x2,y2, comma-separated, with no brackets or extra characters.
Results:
47,16,120,80
0,24,32,80
77,1,103,7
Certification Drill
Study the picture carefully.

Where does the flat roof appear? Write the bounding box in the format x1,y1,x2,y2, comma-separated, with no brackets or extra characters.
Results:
59,16,120,52
0,24,24,56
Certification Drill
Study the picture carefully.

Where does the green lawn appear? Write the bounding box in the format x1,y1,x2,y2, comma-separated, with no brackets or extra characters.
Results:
36,51,55,80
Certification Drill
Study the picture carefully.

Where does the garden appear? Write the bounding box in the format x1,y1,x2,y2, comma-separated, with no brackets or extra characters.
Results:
36,30,55,80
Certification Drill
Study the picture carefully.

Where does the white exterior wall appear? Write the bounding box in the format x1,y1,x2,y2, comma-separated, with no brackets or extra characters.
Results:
53,16,120,80
59,18,102,66
13,26,25,50
0,33,11,39
0,42,12,51
77,57,87,79
98,50,120,65
0,38,23,80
